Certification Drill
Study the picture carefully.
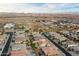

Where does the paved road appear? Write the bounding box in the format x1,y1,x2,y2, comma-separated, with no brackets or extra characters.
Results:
1,32,14,56
42,32,72,56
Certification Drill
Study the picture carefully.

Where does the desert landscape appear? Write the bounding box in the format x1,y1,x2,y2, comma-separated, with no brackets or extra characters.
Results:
0,13,79,56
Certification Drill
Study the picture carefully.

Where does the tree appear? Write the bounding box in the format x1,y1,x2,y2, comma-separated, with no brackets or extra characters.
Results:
38,29,43,33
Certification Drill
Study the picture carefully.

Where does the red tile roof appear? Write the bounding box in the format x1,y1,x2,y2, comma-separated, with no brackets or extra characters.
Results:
11,48,29,56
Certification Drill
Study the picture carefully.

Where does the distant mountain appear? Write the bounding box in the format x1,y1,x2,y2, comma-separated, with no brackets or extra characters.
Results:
0,12,79,18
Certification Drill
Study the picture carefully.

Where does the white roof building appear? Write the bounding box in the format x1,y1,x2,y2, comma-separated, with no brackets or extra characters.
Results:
4,23,15,29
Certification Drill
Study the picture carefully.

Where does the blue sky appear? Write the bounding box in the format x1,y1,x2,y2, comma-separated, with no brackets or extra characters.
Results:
0,3,79,13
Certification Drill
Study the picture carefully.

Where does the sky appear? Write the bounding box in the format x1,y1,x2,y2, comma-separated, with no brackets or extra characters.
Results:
0,3,79,13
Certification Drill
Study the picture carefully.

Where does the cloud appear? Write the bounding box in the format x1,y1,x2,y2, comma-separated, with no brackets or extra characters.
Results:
0,3,79,13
